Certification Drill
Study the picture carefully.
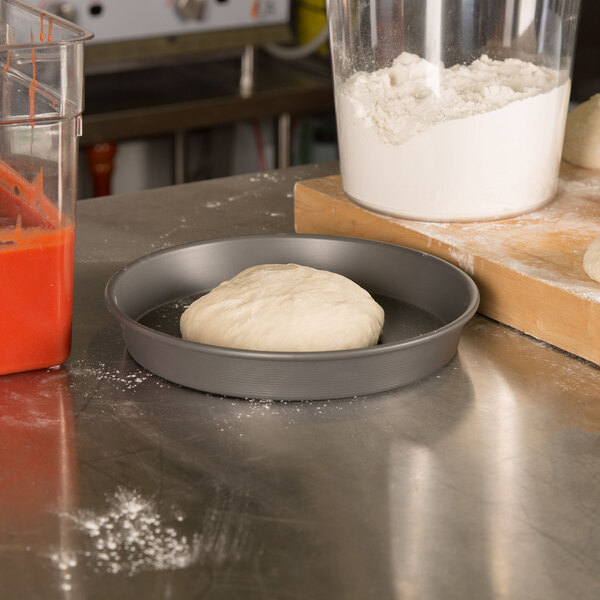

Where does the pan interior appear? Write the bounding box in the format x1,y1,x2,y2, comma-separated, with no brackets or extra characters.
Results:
105,235,479,398
138,292,445,348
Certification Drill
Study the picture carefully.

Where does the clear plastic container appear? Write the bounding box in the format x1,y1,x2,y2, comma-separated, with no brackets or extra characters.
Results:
0,0,92,375
327,0,581,221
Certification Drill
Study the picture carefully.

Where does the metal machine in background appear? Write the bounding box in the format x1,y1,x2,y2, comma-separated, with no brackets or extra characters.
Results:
32,0,335,198
39,0,290,42
37,0,293,70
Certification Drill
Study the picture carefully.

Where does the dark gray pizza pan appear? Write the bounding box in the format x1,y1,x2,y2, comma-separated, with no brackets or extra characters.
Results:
104,234,479,400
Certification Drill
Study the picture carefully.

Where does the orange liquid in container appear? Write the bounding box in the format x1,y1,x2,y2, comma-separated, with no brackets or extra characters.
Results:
0,0,90,376
0,163,74,375
0,226,74,375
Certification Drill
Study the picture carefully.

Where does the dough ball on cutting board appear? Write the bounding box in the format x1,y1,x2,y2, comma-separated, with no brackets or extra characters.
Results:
180,263,384,352
583,237,600,283
563,94,600,169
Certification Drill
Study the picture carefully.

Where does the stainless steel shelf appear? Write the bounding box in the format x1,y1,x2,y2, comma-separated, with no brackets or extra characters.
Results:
81,53,334,145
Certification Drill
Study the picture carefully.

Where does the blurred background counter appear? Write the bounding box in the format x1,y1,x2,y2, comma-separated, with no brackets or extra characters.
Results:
71,0,336,197
38,0,599,198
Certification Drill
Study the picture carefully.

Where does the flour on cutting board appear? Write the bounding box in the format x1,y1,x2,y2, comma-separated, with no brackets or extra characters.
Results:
375,174,600,302
558,172,600,197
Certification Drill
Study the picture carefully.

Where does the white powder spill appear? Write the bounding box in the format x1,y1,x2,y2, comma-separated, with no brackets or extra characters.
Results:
558,173,600,197
225,191,252,202
212,398,369,427
446,248,476,275
49,552,78,591
336,52,570,220
0,413,62,429
63,488,201,577
248,172,281,183
68,360,164,393
48,486,254,586
157,216,190,240
370,181,600,302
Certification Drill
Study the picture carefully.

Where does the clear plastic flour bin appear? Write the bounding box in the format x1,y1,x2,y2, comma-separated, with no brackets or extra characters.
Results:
0,0,93,375
327,0,581,221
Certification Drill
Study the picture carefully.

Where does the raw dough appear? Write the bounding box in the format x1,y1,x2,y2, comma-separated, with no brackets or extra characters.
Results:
180,263,384,352
562,94,600,169
583,237,600,283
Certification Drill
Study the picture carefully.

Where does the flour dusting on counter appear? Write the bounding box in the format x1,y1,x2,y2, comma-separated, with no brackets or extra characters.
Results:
248,172,281,183
69,360,158,392
67,488,200,576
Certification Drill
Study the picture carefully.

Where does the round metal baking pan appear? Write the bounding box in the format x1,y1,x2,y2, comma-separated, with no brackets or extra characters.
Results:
105,234,479,400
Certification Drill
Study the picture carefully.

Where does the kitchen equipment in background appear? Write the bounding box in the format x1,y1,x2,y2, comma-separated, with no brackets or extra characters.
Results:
327,0,581,221
0,0,93,374
296,0,328,57
36,0,292,70
42,0,298,197
264,0,329,61
39,0,290,45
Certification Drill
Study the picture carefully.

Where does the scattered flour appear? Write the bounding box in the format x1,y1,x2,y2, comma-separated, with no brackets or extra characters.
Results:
48,485,255,588
64,488,201,576
68,360,163,393
336,53,570,221
49,552,78,591
248,172,281,183
558,173,600,197
403,201,600,302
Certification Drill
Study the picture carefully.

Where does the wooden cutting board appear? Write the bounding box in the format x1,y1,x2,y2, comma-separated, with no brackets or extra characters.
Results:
294,162,600,365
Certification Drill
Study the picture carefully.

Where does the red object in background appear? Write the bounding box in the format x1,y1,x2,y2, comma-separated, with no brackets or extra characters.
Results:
85,141,117,197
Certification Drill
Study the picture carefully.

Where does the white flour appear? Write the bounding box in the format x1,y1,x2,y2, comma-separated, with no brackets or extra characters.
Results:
336,53,570,221
67,488,201,576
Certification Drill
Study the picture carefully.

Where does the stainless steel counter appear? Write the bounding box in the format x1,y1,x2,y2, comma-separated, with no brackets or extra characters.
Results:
1,163,599,599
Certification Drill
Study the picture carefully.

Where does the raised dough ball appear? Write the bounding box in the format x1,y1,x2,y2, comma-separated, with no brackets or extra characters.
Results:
562,94,600,169
583,237,600,283
180,263,384,352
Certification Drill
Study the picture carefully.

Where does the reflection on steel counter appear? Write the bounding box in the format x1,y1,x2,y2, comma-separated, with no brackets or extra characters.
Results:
0,368,79,597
